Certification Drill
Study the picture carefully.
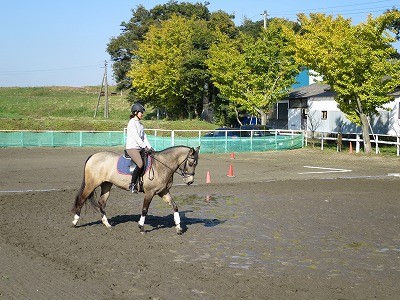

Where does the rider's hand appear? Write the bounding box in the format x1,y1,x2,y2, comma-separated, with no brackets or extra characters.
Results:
145,147,155,155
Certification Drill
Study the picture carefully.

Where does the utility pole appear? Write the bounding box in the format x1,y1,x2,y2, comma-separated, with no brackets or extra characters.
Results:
94,60,109,118
262,10,268,29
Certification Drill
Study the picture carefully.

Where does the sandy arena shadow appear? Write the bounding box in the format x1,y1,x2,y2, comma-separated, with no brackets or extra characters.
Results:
75,210,225,234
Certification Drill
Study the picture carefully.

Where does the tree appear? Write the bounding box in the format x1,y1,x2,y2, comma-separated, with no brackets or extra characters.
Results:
385,8,400,58
128,15,211,118
238,18,264,38
206,19,300,125
107,5,153,92
107,1,211,93
295,11,400,153
208,10,238,38
386,8,400,40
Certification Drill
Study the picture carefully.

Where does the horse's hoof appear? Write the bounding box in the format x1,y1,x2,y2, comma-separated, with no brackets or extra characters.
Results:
176,227,183,235
138,225,146,234
72,214,79,227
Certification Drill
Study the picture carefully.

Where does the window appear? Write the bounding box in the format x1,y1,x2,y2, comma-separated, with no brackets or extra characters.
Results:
278,103,288,120
301,108,308,119
321,111,327,120
398,104,400,119
289,98,308,109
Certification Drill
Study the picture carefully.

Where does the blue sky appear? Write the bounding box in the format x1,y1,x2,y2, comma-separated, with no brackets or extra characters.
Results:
1,0,399,87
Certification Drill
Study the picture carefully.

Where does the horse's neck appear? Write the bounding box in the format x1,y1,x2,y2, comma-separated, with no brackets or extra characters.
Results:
158,147,188,169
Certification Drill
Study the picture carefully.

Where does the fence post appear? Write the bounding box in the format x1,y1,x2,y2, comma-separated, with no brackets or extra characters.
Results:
375,135,379,154
198,130,201,146
304,131,308,146
171,130,175,147
291,130,294,147
397,137,400,157
153,129,158,150
20,131,24,147
51,130,54,147
224,130,228,153
321,136,324,150
356,134,361,153
79,131,83,147
250,130,253,151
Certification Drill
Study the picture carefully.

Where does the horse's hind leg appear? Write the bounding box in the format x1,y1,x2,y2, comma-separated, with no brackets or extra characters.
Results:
161,192,182,235
99,182,113,228
72,185,94,227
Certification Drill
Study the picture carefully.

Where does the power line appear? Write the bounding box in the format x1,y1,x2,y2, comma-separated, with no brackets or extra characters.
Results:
0,63,108,76
268,0,397,15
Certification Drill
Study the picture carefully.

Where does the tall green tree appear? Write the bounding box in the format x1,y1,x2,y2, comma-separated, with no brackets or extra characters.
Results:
128,15,211,118
107,1,211,93
207,19,300,125
295,11,400,153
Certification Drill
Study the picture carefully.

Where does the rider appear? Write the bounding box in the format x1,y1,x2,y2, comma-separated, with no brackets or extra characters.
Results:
125,102,154,193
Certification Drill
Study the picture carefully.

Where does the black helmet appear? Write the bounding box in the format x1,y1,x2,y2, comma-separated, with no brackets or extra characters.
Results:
131,102,145,114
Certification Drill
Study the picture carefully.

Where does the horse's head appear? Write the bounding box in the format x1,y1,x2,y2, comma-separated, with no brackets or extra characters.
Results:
181,146,200,185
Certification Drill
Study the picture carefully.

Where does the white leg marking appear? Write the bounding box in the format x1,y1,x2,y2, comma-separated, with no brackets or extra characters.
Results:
139,215,146,227
102,215,111,228
72,214,80,226
174,212,181,225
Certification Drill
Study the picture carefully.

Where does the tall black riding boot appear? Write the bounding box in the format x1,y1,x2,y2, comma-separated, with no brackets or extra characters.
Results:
129,166,141,193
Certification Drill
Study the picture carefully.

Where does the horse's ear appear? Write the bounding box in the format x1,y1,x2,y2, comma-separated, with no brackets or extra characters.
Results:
195,146,200,153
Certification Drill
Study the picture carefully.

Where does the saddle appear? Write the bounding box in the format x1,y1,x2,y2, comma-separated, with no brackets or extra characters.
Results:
117,151,152,190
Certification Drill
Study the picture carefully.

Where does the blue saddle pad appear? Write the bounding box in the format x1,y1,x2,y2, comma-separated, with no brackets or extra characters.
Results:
116,155,152,175
117,155,135,175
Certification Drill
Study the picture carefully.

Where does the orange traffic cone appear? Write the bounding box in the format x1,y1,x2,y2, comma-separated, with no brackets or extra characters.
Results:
349,142,353,154
227,164,235,177
230,152,235,159
206,171,211,184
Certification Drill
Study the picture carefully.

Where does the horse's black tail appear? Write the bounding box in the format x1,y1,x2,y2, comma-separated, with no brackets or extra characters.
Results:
72,155,96,214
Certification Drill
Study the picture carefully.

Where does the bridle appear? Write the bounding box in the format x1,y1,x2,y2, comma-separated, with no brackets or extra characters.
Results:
176,151,197,178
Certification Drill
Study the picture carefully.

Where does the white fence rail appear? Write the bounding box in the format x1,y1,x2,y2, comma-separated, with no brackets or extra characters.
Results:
139,129,305,153
306,131,400,156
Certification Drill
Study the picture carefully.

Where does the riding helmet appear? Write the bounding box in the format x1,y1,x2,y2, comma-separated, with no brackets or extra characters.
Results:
131,102,145,114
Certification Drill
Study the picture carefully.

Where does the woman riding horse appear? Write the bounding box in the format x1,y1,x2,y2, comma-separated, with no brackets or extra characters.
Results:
125,102,154,193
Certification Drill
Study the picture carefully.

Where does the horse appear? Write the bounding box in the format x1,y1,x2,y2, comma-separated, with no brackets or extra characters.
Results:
72,145,200,234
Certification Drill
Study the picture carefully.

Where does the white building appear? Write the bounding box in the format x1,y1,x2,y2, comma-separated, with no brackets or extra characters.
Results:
270,83,400,135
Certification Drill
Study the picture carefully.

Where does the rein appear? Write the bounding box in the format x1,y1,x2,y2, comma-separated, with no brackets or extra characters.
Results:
148,149,194,179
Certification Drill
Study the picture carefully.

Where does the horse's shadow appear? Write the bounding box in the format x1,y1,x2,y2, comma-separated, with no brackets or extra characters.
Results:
76,210,225,234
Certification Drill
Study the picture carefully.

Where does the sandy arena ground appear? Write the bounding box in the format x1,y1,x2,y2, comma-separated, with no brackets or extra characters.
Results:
0,147,399,299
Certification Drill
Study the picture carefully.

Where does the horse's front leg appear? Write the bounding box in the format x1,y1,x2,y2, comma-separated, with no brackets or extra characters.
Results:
161,192,182,235
138,193,154,233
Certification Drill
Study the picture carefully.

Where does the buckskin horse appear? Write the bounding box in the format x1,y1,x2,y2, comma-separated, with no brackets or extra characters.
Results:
72,146,200,234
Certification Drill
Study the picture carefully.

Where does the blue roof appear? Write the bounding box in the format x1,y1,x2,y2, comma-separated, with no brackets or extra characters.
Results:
292,69,309,88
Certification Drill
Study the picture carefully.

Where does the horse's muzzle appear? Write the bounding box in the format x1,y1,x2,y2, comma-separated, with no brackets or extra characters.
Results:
184,175,194,185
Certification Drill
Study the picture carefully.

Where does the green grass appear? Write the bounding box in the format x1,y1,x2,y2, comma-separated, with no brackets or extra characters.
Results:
0,86,217,131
